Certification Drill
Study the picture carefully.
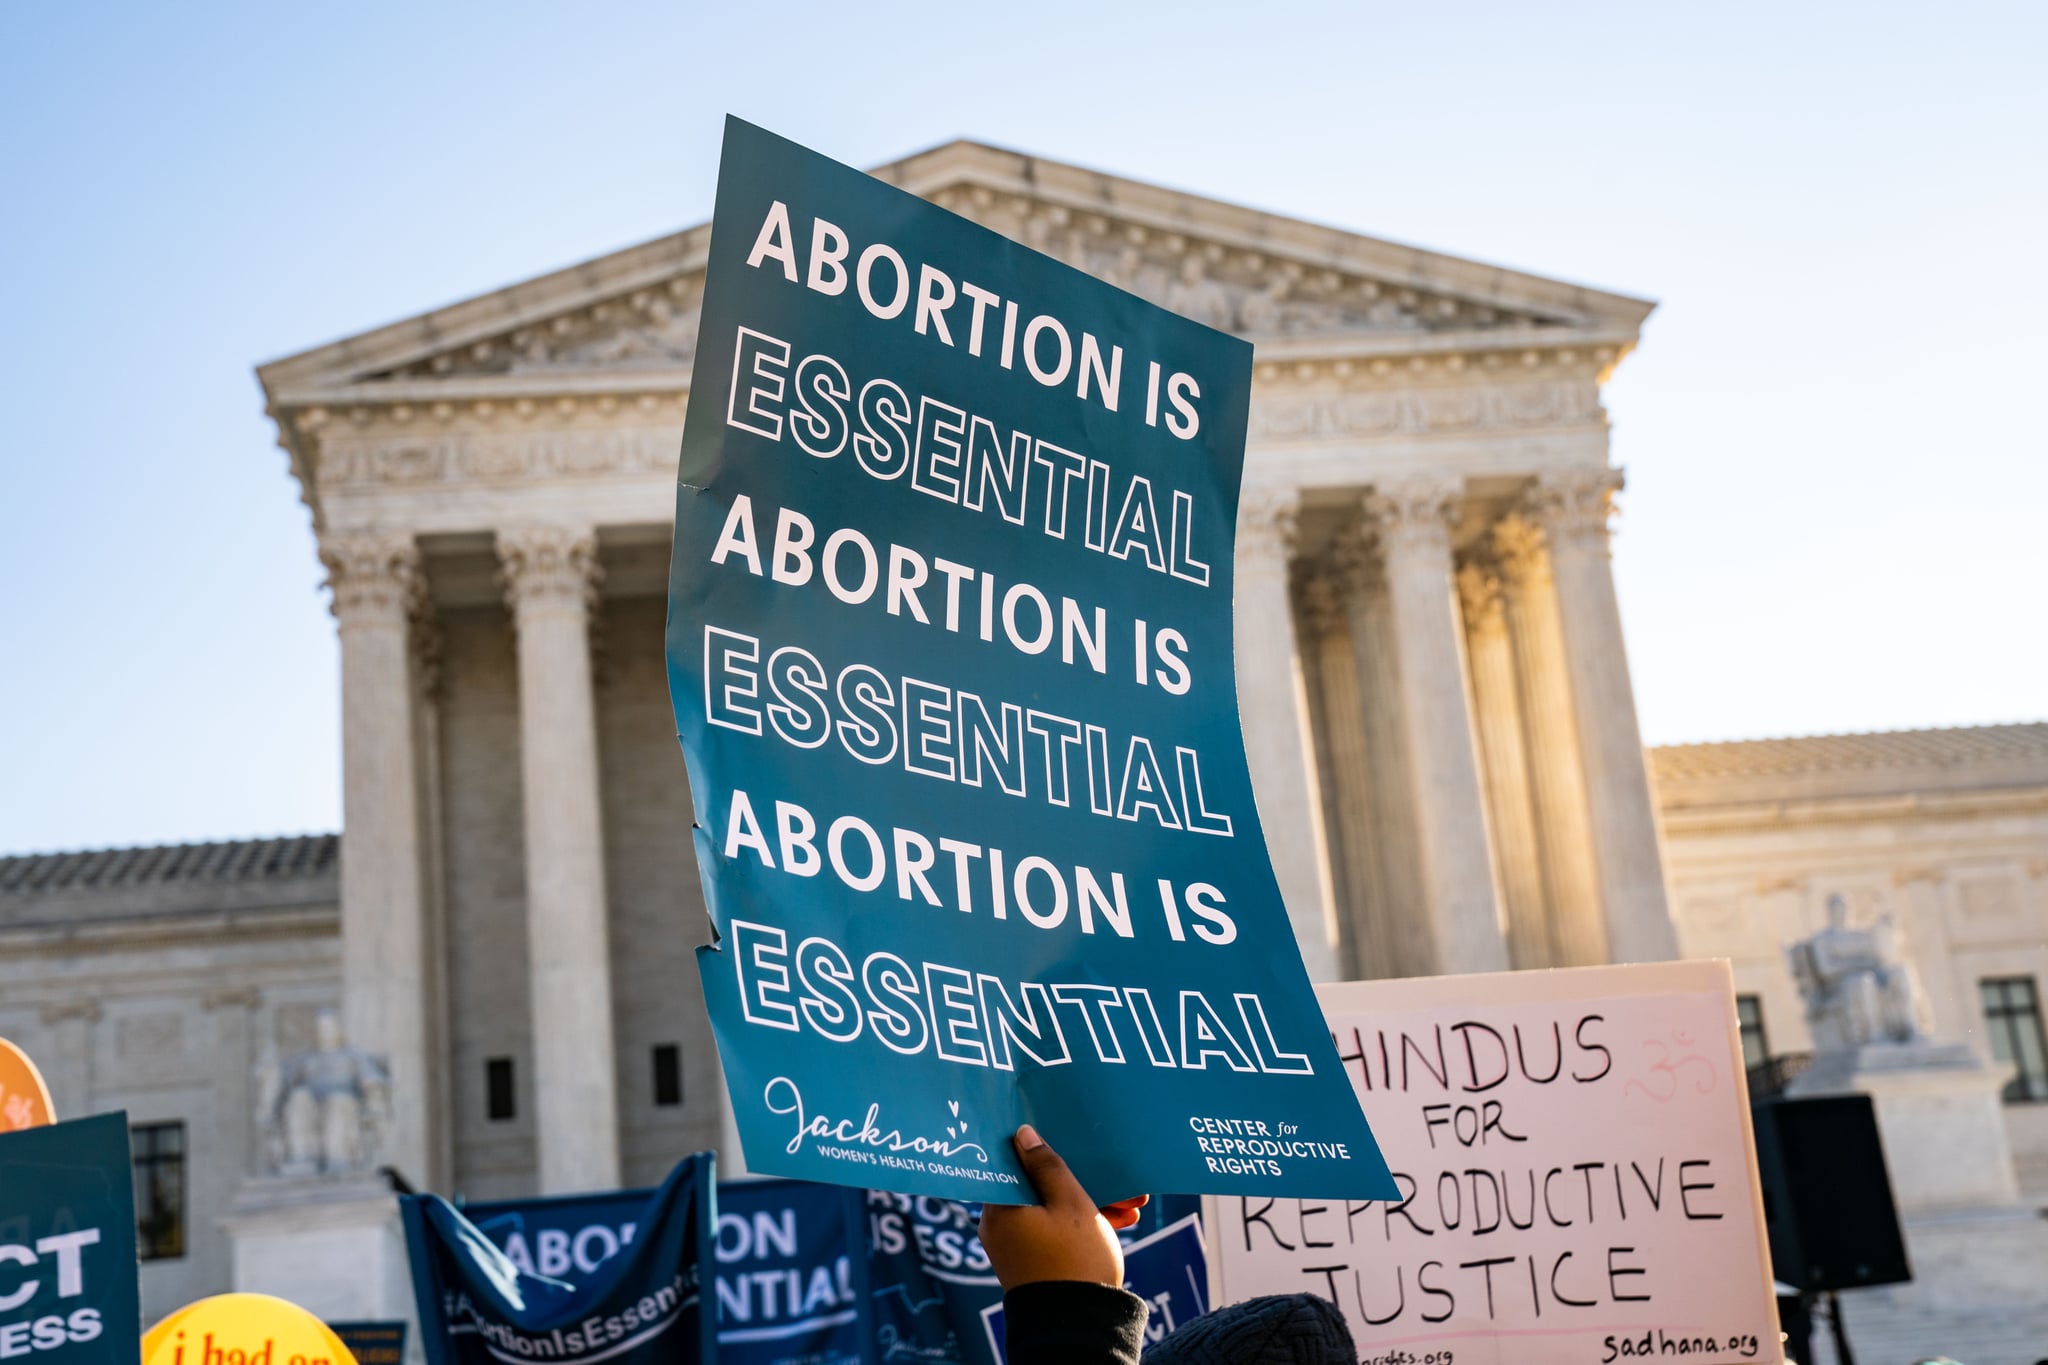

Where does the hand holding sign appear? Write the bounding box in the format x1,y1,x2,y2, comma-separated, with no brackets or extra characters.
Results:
978,1126,1134,1291
668,116,1395,1206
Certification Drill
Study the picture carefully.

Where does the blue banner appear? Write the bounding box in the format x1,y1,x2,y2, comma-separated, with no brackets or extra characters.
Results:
666,116,1395,1205
401,1154,716,1365
0,1112,139,1365
713,1181,865,1365
422,1174,1204,1364
863,1193,999,1365
453,1177,866,1365
461,1189,650,1282
977,1212,1210,1363
862,1188,1204,1365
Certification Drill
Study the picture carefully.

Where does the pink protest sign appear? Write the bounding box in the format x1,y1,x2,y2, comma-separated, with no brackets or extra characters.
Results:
1205,961,1778,1365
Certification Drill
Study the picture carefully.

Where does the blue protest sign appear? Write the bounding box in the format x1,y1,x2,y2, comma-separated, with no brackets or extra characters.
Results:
862,1192,999,1365
452,1175,867,1365
400,1154,715,1365
861,1188,1201,1365
977,1213,1210,1363
0,1112,140,1365
713,1180,865,1365
666,116,1396,1206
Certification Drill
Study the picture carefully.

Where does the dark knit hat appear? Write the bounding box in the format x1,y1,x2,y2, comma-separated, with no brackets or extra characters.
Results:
1144,1293,1355,1364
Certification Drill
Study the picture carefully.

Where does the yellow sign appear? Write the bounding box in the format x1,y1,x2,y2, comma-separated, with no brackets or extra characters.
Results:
143,1294,360,1365
0,1036,56,1130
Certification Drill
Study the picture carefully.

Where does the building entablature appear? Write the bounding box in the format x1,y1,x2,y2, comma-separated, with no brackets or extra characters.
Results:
259,138,1652,550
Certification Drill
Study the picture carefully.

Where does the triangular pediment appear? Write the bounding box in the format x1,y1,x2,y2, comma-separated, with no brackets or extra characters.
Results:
259,139,1653,405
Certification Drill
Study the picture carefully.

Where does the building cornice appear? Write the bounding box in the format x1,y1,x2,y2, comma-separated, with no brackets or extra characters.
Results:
0,904,338,955
259,139,1655,532
1659,784,2048,836
876,142,1655,325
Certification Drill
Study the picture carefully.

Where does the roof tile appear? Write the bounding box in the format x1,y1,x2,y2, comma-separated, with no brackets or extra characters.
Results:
0,834,339,896
1649,722,2048,782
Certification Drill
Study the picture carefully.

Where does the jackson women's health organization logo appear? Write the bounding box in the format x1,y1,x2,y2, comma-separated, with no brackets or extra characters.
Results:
764,1077,993,1169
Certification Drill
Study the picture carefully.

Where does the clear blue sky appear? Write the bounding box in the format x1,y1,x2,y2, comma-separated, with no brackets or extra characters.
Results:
2,1,2041,854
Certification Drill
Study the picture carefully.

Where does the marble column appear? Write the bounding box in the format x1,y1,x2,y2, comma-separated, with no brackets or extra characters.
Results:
1235,489,1340,983
1332,532,1426,978
1294,563,1387,979
1456,561,1552,970
498,524,622,1194
1526,470,1680,963
1493,514,1609,966
1361,482,1509,976
322,533,437,1185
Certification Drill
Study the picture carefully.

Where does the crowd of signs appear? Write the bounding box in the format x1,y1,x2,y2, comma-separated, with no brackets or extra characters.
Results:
0,1072,1203,1365
2,118,1781,1365
4,966,1775,1365
409,1166,1205,1365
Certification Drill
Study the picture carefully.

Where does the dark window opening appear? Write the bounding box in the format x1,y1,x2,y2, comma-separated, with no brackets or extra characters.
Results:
652,1044,683,1108
132,1120,186,1260
486,1056,517,1121
1736,994,1770,1072
1981,976,2048,1103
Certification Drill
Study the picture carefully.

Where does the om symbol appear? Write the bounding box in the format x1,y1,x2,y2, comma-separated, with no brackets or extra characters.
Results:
1624,1028,1717,1102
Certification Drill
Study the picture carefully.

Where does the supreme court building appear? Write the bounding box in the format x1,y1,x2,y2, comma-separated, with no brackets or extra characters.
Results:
268,137,1681,1200
3,142,2044,1344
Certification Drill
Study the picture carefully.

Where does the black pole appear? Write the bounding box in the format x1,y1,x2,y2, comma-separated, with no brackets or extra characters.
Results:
1825,1290,1856,1365
1781,1292,1814,1364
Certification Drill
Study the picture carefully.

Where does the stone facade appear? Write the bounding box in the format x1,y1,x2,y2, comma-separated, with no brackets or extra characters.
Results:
1655,723,2048,1196
244,139,1682,1199
0,839,342,1323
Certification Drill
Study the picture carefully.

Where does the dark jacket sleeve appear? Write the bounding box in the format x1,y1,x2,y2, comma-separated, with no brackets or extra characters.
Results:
1000,1281,1149,1365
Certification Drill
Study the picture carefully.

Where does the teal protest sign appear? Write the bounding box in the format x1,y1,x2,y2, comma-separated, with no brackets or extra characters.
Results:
0,1112,141,1365
668,117,1396,1205
978,1212,1210,1362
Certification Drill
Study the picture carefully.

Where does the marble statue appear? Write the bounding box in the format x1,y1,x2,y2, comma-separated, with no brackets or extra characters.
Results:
1787,894,1931,1051
255,1010,392,1178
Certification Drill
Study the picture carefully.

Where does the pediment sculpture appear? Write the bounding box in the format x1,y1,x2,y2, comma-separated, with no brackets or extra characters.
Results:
364,203,1539,385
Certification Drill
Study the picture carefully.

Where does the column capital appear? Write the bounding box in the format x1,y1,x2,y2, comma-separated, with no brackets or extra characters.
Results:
1455,560,1506,634
1236,486,1300,567
498,524,603,622
1525,468,1624,555
320,532,423,624
1362,477,1461,557
1490,512,1552,589
1322,525,1376,600
1290,564,1347,640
